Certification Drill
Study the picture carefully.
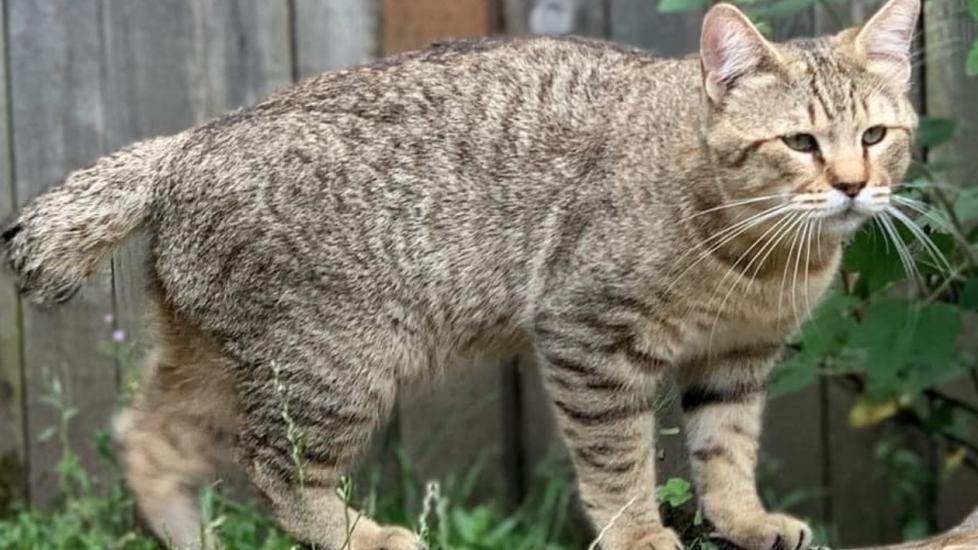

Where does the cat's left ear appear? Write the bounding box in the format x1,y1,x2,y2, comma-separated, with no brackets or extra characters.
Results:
852,0,920,88
700,4,782,103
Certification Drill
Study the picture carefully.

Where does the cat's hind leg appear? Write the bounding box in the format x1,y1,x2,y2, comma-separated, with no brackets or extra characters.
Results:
116,298,239,549
233,335,421,550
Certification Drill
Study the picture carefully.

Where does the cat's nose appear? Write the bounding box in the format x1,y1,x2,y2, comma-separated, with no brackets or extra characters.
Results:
832,181,866,198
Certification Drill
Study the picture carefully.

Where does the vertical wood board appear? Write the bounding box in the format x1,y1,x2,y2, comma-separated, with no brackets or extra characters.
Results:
293,0,377,77
101,0,292,388
608,0,701,56
924,0,978,187
382,0,502,55
0,0,26,510
8,0,119,506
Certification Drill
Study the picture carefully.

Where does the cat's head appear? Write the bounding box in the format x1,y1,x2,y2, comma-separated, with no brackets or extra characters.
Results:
700,0,919,237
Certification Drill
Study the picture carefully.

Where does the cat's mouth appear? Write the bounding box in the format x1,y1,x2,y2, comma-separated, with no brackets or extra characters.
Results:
827,203,861,218
817,200,879,235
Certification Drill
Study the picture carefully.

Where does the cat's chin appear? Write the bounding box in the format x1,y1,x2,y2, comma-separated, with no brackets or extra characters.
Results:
819,209,873,237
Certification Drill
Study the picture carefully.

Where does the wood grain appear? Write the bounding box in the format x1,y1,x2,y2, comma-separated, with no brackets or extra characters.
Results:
8,0,121,506
0,0,27,510
293,0,377,77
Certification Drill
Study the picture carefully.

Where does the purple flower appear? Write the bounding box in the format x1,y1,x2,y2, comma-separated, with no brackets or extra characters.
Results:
103,313,115,325
111,329,126,343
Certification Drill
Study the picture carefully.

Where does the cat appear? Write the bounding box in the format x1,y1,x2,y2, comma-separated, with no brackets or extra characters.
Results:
1,0,920,548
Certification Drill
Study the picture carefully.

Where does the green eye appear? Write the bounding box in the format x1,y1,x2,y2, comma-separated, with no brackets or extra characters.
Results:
783,133,819,153
862,125,887,146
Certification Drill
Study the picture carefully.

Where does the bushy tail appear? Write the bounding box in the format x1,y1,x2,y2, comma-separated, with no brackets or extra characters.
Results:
2,135,178,305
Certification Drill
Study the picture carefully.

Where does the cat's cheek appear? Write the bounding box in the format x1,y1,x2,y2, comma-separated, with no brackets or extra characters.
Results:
877,134,913,182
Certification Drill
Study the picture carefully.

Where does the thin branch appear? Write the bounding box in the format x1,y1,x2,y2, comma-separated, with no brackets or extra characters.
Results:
924,261,970,303
928,185,978,269
837,375,978,472
923,388,978,418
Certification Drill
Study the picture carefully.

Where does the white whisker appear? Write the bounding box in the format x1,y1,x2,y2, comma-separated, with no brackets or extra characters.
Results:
665,203,794,295
891,195,951,231
705,212,801,350
878,213,921,286
872,217,891,254
886,206,952,274
790,218,811,324
777,214,810,316
681,193,791,221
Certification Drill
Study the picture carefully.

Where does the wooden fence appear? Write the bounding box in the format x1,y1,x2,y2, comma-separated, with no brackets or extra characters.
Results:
0,0,974,546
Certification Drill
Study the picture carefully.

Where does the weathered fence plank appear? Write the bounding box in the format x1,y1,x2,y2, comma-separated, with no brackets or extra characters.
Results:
924,0,978,530
380,0,525,506
608,0,701,55
7,0,294,505
293,0,377,78
8,0,120,506
383,0,503,53
101,0,292,388
925,0,978,188
0,0,26,511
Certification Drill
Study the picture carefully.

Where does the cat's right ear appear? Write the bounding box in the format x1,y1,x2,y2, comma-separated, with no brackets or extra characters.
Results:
699,4,781,103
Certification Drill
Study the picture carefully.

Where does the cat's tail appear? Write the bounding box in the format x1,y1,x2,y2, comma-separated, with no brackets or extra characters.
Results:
1,135,179,305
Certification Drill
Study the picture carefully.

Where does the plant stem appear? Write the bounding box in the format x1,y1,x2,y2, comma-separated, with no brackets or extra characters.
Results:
837,376,978,473
924,388,978,418
929,184,978,269
924,260,970,302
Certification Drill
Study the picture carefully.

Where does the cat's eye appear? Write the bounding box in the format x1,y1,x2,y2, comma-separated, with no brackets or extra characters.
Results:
862,125,887,146
782,133,819,153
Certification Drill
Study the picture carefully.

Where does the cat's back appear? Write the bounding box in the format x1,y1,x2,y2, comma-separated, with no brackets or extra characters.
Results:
150,36,695,347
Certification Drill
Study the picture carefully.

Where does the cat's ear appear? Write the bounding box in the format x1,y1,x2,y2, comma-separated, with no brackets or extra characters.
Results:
699,4,781,103
852,0,919,88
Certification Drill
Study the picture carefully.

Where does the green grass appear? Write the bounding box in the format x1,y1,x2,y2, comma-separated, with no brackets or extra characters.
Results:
0,430,590,550
0,373,824,550
0,351,824,549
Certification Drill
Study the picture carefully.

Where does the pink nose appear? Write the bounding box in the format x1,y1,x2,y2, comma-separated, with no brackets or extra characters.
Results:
832,181,866,198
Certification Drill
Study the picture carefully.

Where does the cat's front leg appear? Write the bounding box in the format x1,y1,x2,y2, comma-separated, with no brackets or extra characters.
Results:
679,346,813,550
535,318,681,550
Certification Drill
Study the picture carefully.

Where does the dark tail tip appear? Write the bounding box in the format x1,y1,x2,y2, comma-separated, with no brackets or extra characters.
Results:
1,222,22,243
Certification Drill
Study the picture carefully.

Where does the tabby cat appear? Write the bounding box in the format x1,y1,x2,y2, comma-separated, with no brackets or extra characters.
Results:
1,1,920,548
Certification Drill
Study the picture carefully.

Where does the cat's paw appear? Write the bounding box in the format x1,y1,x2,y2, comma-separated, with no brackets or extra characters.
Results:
353,525,425,550
712,513,812,550
630,527,684,550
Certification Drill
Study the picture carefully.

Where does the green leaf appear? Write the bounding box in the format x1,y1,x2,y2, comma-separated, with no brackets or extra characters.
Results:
37,426,57,442
917,117,956,149
658,0,709,13
961,278,978,310
849,299,964,399
968,0,978,22
967,40,978,77
843,224,907,295
770,357,818,397
954,188,978,222
772,292,860,397
655,477,693,508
